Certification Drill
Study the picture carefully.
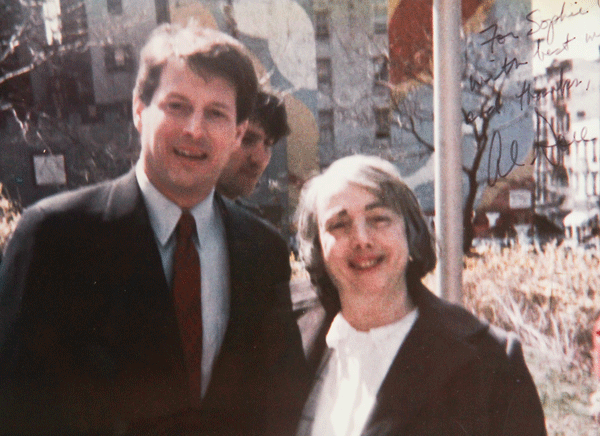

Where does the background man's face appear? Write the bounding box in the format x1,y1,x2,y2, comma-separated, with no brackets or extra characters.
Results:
133,58,247,208
217,122,273,199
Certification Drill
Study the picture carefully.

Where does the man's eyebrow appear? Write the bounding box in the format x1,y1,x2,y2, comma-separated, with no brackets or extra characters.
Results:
164,92,189,101
165,93,235,111
209,101,234,110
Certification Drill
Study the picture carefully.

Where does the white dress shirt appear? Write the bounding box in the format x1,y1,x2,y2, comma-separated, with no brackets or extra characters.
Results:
311,309,419,436
135,162,230,398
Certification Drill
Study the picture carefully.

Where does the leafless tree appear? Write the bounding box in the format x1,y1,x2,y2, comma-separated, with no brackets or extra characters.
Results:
1,0,140,195
390,2,533,251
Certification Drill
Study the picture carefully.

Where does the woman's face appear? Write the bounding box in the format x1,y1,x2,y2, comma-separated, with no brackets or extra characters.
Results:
317,182,410,305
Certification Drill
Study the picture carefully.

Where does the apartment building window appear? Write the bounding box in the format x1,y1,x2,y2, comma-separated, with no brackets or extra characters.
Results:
373,1,387,35
319,109,334,145
374,107,390,138
43,0,62,45
317,58,332,95
556,112,570,133
372,55,389,95
105,45,134,72
33,153,67,186
315,10,330,40
107,0,123,15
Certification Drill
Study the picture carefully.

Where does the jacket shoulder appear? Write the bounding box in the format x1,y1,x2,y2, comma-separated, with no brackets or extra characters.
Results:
219,195,288,251
415,284,524,364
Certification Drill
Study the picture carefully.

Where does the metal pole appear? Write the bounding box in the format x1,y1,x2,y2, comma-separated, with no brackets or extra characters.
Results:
433,0,463,303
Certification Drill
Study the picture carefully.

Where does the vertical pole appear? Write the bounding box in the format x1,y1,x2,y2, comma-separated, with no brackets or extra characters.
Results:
433,0,463,303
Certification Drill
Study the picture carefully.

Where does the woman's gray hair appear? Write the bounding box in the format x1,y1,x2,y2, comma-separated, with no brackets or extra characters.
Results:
295,154,436,314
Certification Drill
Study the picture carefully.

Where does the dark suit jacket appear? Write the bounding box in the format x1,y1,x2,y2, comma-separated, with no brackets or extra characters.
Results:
0,169,308,436
296,281,547,436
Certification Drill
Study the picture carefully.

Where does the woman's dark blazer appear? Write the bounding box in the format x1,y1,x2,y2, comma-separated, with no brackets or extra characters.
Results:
297,280,547,436
0,169,308,436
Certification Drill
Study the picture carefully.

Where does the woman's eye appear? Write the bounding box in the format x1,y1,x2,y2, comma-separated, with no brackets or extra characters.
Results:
327,221,347,231
370,215,391,226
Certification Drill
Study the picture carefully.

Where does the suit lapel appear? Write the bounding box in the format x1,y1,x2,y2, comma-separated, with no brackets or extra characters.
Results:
362,285,484,435
295,348,333,436
102,169,170,302
96,170,180,367
200,196,261,407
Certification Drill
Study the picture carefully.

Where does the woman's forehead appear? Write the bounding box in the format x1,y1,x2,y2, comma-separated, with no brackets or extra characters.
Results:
316,182,399,221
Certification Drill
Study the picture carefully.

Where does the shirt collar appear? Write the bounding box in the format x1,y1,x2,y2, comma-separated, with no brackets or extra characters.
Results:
326,309,419,353
135,161,216,247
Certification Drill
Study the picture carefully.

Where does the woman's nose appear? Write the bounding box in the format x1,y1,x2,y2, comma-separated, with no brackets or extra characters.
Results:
351,222,371,247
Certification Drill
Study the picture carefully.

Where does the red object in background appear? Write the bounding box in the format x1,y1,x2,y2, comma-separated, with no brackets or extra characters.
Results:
388,0,483,84
593,314,600,379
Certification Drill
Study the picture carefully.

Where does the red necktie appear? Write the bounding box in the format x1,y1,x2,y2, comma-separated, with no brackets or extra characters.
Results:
172,211,202,405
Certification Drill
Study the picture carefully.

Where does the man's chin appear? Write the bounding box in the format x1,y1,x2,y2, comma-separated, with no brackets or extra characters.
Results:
238,176,259,196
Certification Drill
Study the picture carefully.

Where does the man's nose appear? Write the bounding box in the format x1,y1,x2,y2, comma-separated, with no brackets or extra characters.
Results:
249,144,271,166
183,114,206,139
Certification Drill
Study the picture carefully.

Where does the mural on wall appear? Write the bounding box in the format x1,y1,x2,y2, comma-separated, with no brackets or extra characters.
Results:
388,0,485,84
230,0,319,205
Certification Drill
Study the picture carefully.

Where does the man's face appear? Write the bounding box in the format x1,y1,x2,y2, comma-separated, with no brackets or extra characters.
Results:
133,58,247,208
217,122,273,199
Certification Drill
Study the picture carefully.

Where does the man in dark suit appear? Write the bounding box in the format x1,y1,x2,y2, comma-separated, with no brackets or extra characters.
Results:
0,23,307,436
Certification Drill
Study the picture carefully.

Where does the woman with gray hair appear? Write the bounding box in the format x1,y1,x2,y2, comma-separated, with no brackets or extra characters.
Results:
295,155,545,436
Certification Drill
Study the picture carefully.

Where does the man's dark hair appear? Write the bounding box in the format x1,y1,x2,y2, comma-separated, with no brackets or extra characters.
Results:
133,23,258,124
251,91,291,144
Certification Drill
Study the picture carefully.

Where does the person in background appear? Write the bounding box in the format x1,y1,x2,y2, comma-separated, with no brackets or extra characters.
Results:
294,154,546,436
0,22,307,436
217,90,290,201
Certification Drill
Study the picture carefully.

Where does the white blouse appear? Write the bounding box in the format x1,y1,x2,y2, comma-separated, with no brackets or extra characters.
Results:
311,309,418,436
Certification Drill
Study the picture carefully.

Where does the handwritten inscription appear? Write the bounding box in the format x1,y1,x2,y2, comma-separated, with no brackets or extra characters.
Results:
469,1,599,184
487,110,597,186
533,33,576,61
516,68,591,110
527,3,589,44
481,24,519,53
469,56,528,92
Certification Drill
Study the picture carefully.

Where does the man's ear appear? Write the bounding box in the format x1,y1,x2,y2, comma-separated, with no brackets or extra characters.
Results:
132,95,145,133
233,119,249,147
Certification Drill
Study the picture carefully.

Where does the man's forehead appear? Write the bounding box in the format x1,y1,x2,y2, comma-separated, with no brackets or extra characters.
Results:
246,122,266,134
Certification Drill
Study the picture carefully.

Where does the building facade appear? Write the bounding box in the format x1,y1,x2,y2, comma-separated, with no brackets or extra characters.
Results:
313,0,390,168
533,58,600,243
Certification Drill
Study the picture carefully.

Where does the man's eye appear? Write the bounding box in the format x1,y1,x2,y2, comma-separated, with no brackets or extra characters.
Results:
206,109,227,120
242,135,260,147
165,101,190,114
